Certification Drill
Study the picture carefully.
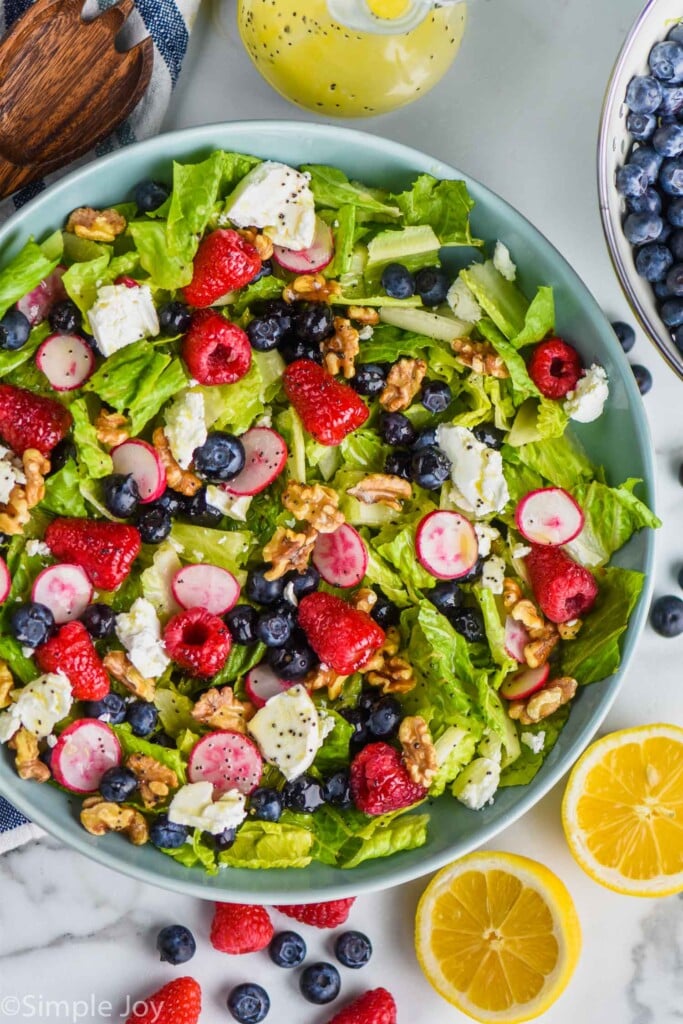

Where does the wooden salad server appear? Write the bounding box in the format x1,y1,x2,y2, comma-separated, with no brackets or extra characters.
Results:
0,0,153,199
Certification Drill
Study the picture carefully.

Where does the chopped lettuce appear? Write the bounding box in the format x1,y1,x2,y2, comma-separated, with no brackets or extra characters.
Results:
499,706,569,787
128,220,190,290
40,460,88,517
299,805,428,868
338,429,386,472
429,726,478,797
475,587,516,670
70,398,113,479
62,253,110,321
328,204,357,276
302,165,400,219
169,524,252,575
199,361,264,434
516,432,595,492
220,820,313,869
154,688,198,738
391,174,481,247
461,260,529,338
113,723,187,783
0,239,59,320
163,828,218,873
229,275,283,316
476,317,540,402
565,479,660,567
372,521,436,599
140,541,182,617
313,710,354,774
510,286,555,348
0,323,50,381
0,636,36,683
213,640,267,691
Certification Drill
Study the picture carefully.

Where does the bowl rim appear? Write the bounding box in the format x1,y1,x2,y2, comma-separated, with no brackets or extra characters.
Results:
0,120,656,902
597,0,683,382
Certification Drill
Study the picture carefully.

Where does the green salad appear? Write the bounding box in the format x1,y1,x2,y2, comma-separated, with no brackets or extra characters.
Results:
0,150,658,874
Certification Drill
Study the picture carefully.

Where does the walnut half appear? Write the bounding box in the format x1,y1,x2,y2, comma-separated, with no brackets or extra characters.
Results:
66,207,127,243
282,273,341,304
452,337,509,378
126,753,178,809
263,525,318,581
347,473,412,512
80,797,149,845
192,687,254,732
379,358,427,412
153,428,202,496
282,481,344,534
321,317,360,379
508,676,578,725
362,627,416,694
399,716,437,787
305,664,347,701
9,728,50,783
103,651,156,702
0,661,14,709
95,410,130,448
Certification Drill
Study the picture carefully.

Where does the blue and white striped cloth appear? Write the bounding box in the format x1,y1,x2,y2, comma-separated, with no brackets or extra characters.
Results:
0,0,200,849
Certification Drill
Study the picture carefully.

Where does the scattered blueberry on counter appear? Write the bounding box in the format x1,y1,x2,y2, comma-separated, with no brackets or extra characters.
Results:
227,983,271,1024
299,962,342,1004
650,594,683,637
268,931,307,968
335,931,373,969
156,924,197,966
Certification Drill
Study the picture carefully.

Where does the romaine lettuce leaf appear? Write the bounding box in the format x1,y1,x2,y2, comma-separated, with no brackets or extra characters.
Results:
299,805,428,868
213,640,267,692
373,522,435,598
0,239,59,320
328,204,357,276
476,317,540,401
0,636,36,683
199,361,264,434
219,820,313,869
313,710,353,774
84,341,188,433
566,478,660,567
429,725,478,797
460,261,529,339
475,587,516,670
62,253,110,321
70,398,113,479
302,165,400,219
154,687,198,737
391,174,481,247
128,220,191,290
140,541,182,617
169,523,252,574
499,705,569,787
516,433,595,492
474,672,520,767
40,460,88,517
363,549,410,607
162,828,218,873
112,723,187,783
0,323,50,382
338,429,386,472
510,286,555,348
229,275,283,316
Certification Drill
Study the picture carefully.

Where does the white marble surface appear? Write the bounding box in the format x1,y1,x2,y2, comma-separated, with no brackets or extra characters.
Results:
1,0,682,1021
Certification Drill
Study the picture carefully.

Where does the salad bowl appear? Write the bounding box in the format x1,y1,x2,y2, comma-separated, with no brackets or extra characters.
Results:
0,121,655,902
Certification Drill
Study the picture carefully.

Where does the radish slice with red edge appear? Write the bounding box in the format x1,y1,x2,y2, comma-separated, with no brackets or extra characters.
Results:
504,615,530,663
111,439,166,503
500,664,550,701
32,564,93,624
223,427,287,497
515,487,584,546
312,523,368,588
0,556,10,604
272,217,334,273
51,719,121,793
415,510,479,580
188,730,263,795
171,563,240,615
36,333,95,391
244,662,291,709
16,266,66,326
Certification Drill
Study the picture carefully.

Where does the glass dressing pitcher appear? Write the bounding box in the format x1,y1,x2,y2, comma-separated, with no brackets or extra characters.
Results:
237,0,468,117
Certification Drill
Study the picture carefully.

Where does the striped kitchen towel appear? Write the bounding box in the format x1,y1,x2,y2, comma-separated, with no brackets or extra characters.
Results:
0,0,200,849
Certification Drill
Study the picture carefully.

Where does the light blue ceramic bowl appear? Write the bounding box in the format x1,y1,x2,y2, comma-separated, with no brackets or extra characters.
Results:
0,122,655,902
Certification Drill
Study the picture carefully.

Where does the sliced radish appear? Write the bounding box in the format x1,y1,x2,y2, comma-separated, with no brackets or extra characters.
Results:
504,615,530,664
51,719,121,794
244,662,291,709
515,487,584,546
223,427,287,497
312,523,368,588
172,563,240,615
188,730,263,795
273,217,334,273
0,556,10,604
36,333,95,391
16,265,66,326
32,564,93,624
111,439,166,503
500,664,550,701
114,275,137,288
416,510,479,580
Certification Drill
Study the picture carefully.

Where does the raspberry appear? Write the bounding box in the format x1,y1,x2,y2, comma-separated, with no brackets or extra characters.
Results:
528,338,583,399
210,903,274,954
325,988,397,1024
526,544,599,623
183,228,261,307
298,592,385,674
0,384,72,456
350,742,427,816
124,977,201,1024
275,898,355,929
181,309,251,386
163,606,232,677
36,621,110,701
283,359,369,446
44,519,141,591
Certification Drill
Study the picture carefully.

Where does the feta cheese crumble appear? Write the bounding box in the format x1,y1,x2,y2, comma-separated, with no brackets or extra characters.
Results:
493,240,517,281
446,277,482,323
521,730,546,754
88,283,159,357
224,161,316,251
511,543,532,560
163,390,207,470
248,684,334,782
452,757,501,810
205,485,252,522
115,597,170,679
25,539,51,558
0,673,72,742
168,782,247,835
563,364,609,424
0,445,25,506
482,554,506,595
474,523,500,558
437,424,509,519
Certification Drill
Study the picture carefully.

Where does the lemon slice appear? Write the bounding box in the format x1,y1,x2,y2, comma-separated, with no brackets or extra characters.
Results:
562,723,683,897
415,851,581,1023
367,0,411,20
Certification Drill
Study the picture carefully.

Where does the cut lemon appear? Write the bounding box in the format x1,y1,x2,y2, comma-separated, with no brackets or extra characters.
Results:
562,723,683,897
415,851,581,1023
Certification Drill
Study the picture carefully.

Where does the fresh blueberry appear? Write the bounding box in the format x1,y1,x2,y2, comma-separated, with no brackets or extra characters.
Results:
158,301,192,335
149,815,189,849
670,229,683,261
48,438,77,474
611,321,636,352
147,488,182,518
653,123,683,157
227,984,270,1024
283,774,326,813
384,450,412,480
84,691,126,724
623,212,664,245
249,787,283,822
0,309,31,350
457,556,484,583
413,427,438,450
284,565,320,599
655,279,674,299
80,602,116,639
615,163,650,198
269,931,306,968
657,221,672,244
626,111,656,142
660,157,683,195
679,563,683,588
370,592,400,629
635,243,673,281
323,771,353,808
134,179,170,213
420,379,452,413
295,304,334,344
247,567,285,605
211,826,237,851
450,607,486,643
472,422,505,449
341,707,370,750
335,931,372,969
177,487,222,526
260,298,295,331
10,602,55,647
247,315,287,352
649,40,683,82
414,266,449,306
99,766,138,803
668,23,683,45
156,924,196,965
665,265,683,297
411,445,452,490
126,700,159,737
660,297,683,325
631,364,653,394
672,324,683,354
650,594,683,636
380,411,417,446
628,188,662,215
278,335,323,364
136,505,172,544
630,147,663,183
255,605,294,647
429,581,463,616
350,362,390,396
366,696,401,739
103,473,140,518
381,262,415,299
151,731,176,749
658,83,683,117
668,197,683,227
193,432,245,482
225,604,259,644
267,637,317,680
250,260,273,283
357,689,378,716
299,962,341,1004
48,299,81,335
626,74,663,112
